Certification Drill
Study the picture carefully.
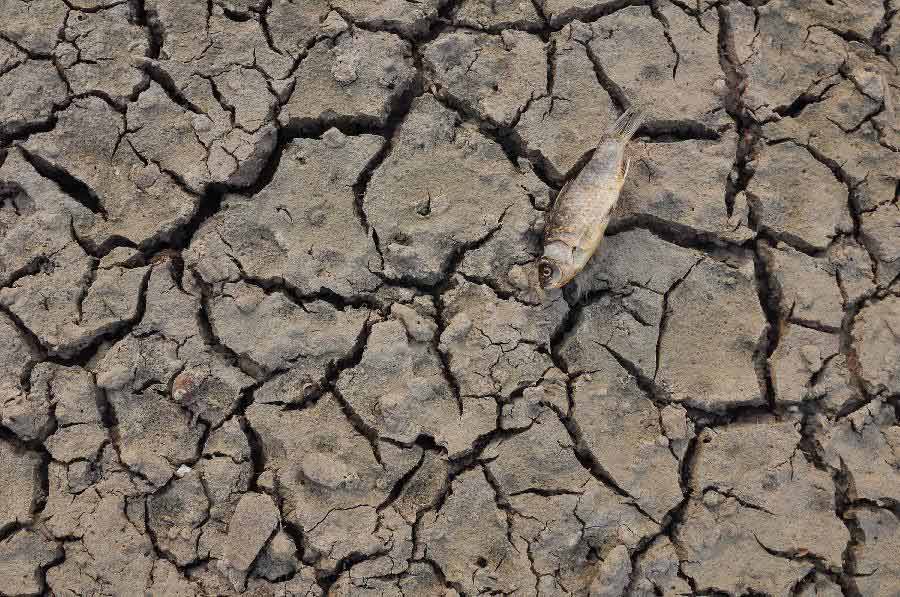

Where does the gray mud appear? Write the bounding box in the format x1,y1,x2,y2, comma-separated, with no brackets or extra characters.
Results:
0,0,898,595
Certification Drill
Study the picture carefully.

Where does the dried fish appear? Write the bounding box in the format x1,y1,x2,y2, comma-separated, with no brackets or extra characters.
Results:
538,108,644,289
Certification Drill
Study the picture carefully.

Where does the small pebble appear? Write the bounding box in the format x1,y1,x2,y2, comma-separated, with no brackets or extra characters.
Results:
703,490,724,508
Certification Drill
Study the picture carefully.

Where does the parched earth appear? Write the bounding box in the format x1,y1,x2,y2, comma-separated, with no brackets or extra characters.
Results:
0,0,898,595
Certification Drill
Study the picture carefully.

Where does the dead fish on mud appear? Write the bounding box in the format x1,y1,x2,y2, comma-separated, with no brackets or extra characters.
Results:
537,107,644,290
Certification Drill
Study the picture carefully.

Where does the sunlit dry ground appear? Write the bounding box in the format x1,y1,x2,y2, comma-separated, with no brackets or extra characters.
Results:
0,0,899,595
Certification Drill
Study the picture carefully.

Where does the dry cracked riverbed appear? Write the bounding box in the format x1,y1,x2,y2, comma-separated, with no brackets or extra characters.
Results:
0,0,899,595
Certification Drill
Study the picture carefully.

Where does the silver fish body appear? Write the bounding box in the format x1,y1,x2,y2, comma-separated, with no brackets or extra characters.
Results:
538,109,644,289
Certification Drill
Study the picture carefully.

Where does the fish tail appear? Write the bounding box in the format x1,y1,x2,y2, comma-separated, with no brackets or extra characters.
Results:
608,107,644,142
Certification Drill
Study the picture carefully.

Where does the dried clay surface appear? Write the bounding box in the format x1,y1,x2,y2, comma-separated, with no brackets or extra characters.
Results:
0,0,898,595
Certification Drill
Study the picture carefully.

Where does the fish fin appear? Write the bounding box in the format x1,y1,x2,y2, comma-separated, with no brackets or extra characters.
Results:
554,177,573,205
608,107,644,142
622,156,631,180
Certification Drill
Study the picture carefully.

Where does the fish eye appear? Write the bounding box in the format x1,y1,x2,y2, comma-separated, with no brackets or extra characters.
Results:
538,261,555,280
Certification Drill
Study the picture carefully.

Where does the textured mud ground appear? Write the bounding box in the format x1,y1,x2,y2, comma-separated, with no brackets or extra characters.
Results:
0,0,899,595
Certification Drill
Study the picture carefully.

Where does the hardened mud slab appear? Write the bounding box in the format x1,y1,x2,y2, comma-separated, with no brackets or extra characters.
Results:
0,0,898,594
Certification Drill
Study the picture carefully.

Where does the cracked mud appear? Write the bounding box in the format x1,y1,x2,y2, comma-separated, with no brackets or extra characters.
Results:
0,0,898,595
